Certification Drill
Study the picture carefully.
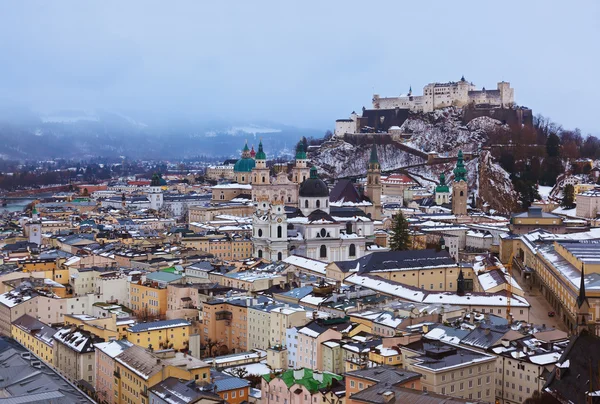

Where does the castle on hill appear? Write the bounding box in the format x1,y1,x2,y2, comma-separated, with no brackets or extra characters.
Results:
373,76,514,113
335,77,522,138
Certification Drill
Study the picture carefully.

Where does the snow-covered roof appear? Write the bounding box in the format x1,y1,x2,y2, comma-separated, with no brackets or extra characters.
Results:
283,255,327,275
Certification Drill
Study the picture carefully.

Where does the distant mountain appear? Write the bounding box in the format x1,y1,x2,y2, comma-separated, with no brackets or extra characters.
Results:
0,108,323,160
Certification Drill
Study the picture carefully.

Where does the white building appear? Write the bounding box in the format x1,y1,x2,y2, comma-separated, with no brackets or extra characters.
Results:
576,187,600,218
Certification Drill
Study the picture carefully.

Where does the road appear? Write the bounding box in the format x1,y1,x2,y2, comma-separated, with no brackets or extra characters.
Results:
513,275,567,331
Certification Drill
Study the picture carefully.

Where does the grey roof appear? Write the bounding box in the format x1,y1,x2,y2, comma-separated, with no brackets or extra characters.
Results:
350,385,476,404
0,337,93,403
211,370,250,392
544,333,600,404
146,271,184,283
150,377,223,404
12,315,57,345
128,319,191,333
344,365,421,385
461,326,508,349
404,339,494,371
334,250,456,274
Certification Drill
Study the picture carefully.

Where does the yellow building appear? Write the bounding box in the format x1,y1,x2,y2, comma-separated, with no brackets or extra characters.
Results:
129,280,168,319
11,314,57,364
368,344,402,367
114,345,211,404
63,313,133,340
126,319,191,351
500,235,600,333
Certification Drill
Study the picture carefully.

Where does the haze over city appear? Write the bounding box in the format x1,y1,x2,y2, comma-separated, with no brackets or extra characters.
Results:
0,0,598,134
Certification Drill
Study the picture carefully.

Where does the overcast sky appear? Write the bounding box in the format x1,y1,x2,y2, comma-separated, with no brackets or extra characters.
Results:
0,1,598,134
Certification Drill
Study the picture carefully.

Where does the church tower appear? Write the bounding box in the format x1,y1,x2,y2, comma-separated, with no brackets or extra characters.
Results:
292,142,310,185
252,197,288,262
26,206,42,245
252,140,270,185
365,144,382,220
435,172,450,205
452,150,468,216
575,264,593,335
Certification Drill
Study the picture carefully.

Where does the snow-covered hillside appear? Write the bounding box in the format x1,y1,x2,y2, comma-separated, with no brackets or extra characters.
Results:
310,107,516,214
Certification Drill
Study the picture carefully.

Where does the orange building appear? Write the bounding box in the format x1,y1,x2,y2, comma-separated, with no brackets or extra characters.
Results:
201,297,270,354
129,280,168,319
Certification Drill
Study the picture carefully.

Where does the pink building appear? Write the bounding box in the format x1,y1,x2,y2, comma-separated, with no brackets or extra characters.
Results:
262,369,343,404
94,340,133,404
296,322,342,370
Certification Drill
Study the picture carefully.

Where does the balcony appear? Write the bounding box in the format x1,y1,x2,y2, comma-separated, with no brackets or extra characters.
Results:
215,310,232,321
113,370,121,378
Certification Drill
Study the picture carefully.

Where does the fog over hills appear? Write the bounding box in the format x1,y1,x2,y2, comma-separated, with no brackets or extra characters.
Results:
0,107,323,160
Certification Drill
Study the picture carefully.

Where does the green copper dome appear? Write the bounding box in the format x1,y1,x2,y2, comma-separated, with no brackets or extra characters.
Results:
255,140,267,160
296,142,307,160
453,150,467,182
435,172,449,193
234,157,256,172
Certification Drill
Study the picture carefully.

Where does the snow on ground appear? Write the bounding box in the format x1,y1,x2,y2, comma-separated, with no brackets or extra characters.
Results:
538,186,553,200
223,361,271,377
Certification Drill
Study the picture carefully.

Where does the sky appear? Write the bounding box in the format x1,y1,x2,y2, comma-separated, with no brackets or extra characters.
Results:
0,0,598,134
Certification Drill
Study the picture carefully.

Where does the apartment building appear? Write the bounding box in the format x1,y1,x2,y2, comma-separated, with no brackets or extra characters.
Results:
296,321,343,370
345,366,422,404
261,369,344,404
113,346,211,404
126,319,191,351
129,280,168,319
11,314,57,364
401,338,496,402
94,339,134,404
53,326,104,386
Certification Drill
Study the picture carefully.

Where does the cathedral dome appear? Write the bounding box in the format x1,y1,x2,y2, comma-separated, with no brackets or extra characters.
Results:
299,167,329,197
234,157,256,173
234,142,256,172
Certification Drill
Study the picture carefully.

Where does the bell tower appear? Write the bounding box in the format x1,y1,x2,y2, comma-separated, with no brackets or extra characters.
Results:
575,264,593,335
365,144,382,220
292,141,310,185
252,140,270,185
435,172,450,205
452,150,468,216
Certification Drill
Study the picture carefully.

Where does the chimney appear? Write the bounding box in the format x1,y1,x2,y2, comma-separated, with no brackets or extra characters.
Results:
382,391,395,403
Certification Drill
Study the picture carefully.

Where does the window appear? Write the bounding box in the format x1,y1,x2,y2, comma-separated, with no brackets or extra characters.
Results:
349,244,356,257
305,200,309,208
320,245,327,258
350,381,355,388
278,252,283,261
320,228,327,238
232,391,236,398
316,200,321,208
258,229,263,237
258,250,263,258
277,226,282,238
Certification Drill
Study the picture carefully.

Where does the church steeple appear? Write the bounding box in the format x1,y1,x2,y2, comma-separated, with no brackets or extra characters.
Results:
255,140,266,160
368,144,380,170
296,141,307,160
453,150,467,182
457,267,465,296
576,263,592,335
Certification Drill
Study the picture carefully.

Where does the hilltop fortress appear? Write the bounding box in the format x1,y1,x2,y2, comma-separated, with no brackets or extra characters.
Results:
373,76,514,112
335,77,530,138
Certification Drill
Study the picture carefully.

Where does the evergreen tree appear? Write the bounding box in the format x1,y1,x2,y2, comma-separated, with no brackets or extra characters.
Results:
546,133,561,158
390,212,410,251
562,184,575,208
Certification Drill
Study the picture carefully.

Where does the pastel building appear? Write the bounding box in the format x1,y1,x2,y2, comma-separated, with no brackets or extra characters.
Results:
296,321,342,370
94,340,134,404
262,369,344,404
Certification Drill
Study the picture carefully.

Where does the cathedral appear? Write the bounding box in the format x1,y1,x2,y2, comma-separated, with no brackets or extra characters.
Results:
250,142,383,262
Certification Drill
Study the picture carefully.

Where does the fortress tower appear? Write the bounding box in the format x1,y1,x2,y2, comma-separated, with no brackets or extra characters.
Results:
452,150,468,216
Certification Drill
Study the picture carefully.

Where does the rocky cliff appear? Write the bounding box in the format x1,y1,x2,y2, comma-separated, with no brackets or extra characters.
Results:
310,107,517,214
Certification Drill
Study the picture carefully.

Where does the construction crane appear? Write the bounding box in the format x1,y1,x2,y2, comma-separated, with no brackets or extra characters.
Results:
505,253,515,321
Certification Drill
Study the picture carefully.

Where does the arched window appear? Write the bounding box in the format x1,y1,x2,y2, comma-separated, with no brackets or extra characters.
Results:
349,244,356,257
242,176,245,182
277,226,282,238
320,245,327,258
320,228,327,238
375,178,378,184
258,250,263,258
460,191,464,197
316,200,321,208
305,200,309,208
258,229,263,237
277,252,283,261
262,177,265,183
